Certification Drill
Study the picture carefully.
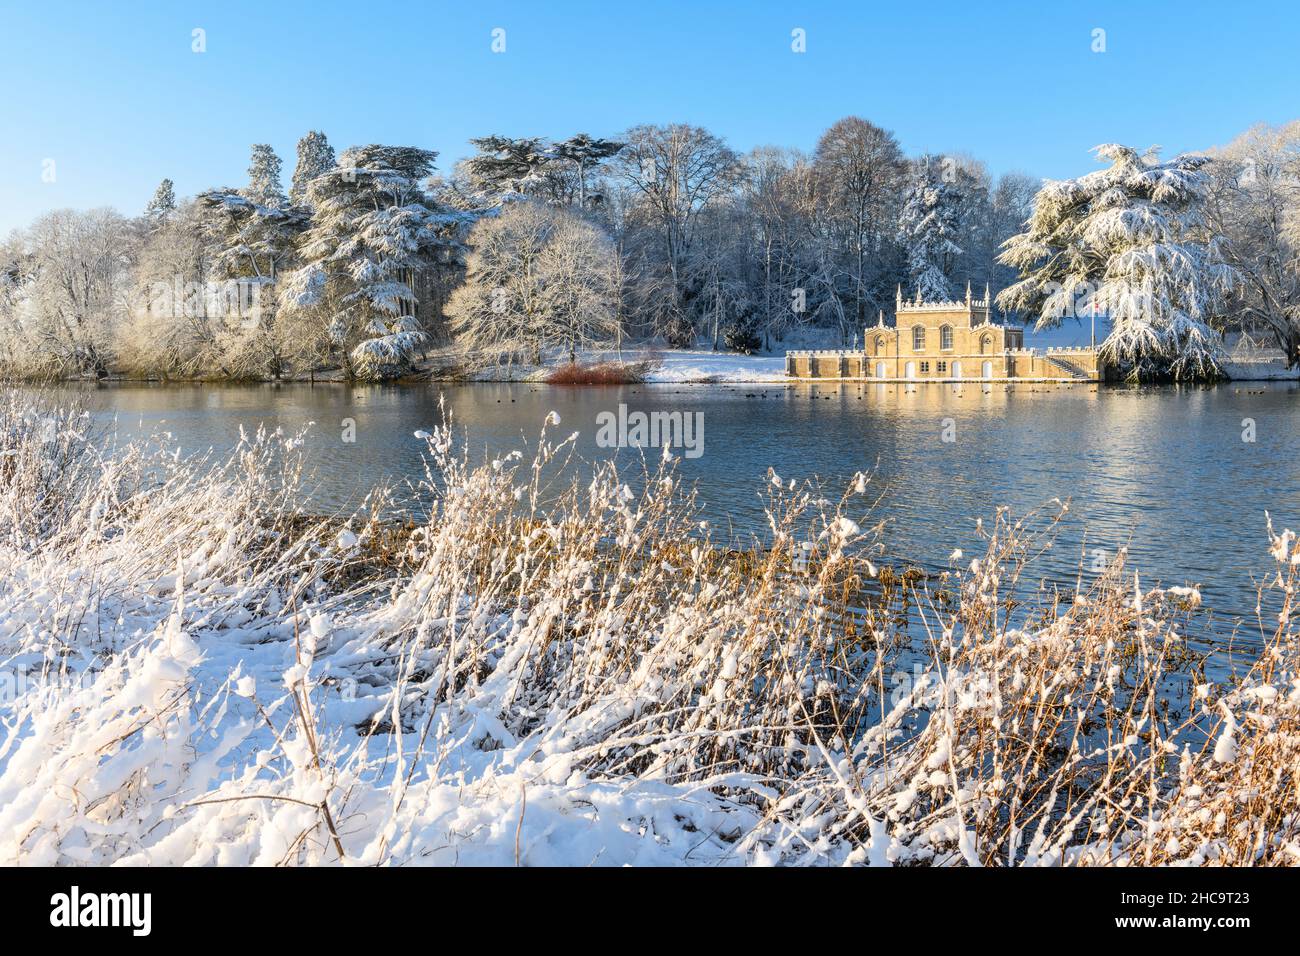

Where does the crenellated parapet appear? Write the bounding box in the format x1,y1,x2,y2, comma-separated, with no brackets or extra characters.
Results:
786,281,1103,382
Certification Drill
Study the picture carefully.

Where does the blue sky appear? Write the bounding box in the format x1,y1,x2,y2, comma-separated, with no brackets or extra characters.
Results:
1,0,1297,234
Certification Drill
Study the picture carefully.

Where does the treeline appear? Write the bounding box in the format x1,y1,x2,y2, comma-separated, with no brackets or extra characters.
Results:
0,118,1036,381
2,118,1298,381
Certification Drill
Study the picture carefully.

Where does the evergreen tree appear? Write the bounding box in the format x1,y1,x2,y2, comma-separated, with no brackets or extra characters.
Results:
195,189,307,377
144,178,177,224
553,133,624,208
897,156,964,301
244,144,286,209
464,136,555,198
290,131,336,205
999,144,1238,381
278,145,467,380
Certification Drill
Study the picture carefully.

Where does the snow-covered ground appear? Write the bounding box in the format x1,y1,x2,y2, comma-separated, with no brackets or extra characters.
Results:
449,347,789,384
640,349,788,383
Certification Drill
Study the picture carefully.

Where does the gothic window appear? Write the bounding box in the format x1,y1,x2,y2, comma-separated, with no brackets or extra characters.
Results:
940,325,953,350
912,326,925,351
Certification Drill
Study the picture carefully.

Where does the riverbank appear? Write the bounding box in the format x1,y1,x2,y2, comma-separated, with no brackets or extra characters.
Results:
448,348,790,384
3,391,1299,866
16,343,1300,387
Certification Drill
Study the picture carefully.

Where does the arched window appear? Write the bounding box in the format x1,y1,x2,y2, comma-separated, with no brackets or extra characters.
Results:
874,336,887,355
940,325,953,350
979,334,992,355
912,326,926,351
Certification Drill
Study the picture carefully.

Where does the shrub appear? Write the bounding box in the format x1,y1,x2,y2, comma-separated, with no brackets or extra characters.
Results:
544,361,647,384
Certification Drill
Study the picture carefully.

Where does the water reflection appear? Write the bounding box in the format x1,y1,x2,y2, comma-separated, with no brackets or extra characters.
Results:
43,379,1300,649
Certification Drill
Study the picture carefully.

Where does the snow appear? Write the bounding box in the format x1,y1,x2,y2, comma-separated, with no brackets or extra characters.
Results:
3,394,1300,868
461,348,789,384
641,350,788,383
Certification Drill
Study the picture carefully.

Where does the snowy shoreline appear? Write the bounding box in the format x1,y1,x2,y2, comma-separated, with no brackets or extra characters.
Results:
3,391,1299,866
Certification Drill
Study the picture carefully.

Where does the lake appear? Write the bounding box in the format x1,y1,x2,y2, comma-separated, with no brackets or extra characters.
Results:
45,379,1300,655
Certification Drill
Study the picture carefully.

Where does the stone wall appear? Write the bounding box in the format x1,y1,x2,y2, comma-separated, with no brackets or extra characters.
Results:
786,347,1101,382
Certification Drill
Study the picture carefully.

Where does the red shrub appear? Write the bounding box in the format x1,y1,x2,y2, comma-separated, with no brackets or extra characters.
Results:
544,362,646,385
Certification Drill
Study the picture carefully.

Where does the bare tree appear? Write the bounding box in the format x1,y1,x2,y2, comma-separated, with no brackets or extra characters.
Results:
7,209,135,377
812,117,906,328
1206,122,1300,363
446,201,619,365
121,200,220,378
616,124,741,337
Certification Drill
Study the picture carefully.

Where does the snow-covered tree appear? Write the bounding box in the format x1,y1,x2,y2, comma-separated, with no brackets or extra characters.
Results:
279,145,465,380
980,172,1039,293
121,200,231,378
0,209,135,377
144,178,177,224
195,189,308,377
897,156,965,301
616,124,741,341
446,201,620,364
553,134,623,209
811,117,907,327
244,144,287,209
998,144,1238,381
197,191,305,282
464,136,558,200
290,131,336,206
738,147,812,350
1205,122,1300,364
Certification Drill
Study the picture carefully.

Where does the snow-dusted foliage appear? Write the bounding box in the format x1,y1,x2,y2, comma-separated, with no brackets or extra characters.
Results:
244,143,287,210
278,145,468,380
998,144,1239,381
144,178,177,224
0,208,133,378
1205,122,1300,365
464,136,561,201
3,390,1300,866
462,134,624,209
446,201,620,364
897,156,965,301
194,148,310,378
290,131,336,207
197,191,306,284
5,120,1297,378
553,133,624,209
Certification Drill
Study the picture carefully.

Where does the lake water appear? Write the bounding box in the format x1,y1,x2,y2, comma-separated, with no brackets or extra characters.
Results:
46,379,1300,653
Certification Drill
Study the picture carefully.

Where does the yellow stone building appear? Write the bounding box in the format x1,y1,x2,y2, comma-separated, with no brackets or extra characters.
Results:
786,284,1102,382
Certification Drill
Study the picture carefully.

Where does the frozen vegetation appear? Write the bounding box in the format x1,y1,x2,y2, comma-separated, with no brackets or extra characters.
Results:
2,391,1299,866
4,121,1299,385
